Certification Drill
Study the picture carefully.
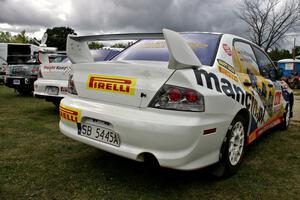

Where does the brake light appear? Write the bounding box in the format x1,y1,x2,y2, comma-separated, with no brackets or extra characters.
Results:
31,67,39,75
185,90,199,102
168,88,182,101
149,85,205,112
68,74,78,95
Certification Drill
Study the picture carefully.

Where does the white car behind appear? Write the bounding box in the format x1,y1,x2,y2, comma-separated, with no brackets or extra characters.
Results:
34,49,121,107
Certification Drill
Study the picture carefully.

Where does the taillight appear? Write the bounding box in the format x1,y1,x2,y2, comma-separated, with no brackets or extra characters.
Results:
149,84,205,112
38,68,43,78
168,88,182,101
68,74,78,95
31,67,39,75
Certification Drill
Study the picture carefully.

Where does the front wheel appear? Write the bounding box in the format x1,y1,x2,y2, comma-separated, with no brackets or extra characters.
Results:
219,115,247,177
280,104,290,130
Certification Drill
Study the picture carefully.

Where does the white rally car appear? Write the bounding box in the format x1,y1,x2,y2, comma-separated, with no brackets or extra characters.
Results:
59,29,294,176
34,54,71,106
34,50,121,107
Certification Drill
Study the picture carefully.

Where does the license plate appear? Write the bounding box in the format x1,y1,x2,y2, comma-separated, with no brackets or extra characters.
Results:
80,123,120,147
13,79,20,85
45,86,59,95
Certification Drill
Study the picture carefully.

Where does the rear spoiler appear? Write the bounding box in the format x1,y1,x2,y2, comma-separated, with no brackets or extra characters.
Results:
37,51,49,64
67,29,202,69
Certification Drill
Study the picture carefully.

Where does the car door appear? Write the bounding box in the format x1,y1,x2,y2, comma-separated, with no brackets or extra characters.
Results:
252,46,284,121
232,40,267,132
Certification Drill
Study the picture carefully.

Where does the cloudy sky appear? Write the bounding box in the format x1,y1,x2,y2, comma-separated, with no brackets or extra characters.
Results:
0,0,299,49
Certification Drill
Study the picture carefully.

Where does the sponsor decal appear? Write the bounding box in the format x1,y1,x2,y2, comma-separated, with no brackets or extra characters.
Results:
218,66,239,82
217,59,238,81
194,69,265,123
59,105,81,123
217,59,235,74
87,74,136,95
222,43,232,56
43,65,56,70
247,117,283,144
44,65,71,71
274,91,282,106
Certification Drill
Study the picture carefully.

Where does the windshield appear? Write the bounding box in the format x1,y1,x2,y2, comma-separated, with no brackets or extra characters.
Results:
115,33,221,66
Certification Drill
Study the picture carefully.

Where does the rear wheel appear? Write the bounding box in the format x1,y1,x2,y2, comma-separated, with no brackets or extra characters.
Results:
218,114,247,177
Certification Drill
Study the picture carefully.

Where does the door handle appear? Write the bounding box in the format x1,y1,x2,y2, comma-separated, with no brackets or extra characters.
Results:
243,81,251,87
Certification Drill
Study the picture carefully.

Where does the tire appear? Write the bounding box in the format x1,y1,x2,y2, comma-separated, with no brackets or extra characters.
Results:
280,104,290,130
52,100,61,108
218,114,247,177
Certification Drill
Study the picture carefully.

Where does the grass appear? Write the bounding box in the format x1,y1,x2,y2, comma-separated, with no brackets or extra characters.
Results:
1,85,300,200
294,89,300,96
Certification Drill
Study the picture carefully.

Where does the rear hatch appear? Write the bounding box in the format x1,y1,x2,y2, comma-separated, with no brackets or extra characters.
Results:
73,60,174,107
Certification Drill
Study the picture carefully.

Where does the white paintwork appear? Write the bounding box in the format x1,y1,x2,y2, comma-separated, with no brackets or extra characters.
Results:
73,60,173,107
60,96,231,170
34,55,71,100
59,30,292,171
34,79,68,98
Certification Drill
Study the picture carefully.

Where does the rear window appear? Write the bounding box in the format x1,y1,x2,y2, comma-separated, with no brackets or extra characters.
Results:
50,55,68,63
91,49,121,62
115,33,221,66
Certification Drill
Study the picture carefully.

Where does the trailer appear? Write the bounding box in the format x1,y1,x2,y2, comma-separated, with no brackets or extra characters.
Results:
278,59,300,88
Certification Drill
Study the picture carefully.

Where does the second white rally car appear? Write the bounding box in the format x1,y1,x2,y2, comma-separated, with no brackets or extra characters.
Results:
34,49,121,107
59,29,294,176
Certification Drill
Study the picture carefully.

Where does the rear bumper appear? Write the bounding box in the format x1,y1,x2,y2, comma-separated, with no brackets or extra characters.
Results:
34,79,68,101
5,76,36,90
59,97,232,170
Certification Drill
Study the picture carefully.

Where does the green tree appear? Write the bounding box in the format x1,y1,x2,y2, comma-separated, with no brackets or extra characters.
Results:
296,47,300,57
88,42,104,49
0,31,12,42
238,0,300,52
45,27,76,51
11,30,32,43
111,43,128,48
268,48,292,61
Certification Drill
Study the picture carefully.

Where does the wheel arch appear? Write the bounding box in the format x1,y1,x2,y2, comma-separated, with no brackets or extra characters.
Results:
235,108,251,136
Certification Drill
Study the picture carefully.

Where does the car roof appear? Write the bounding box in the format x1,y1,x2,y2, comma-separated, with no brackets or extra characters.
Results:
278,59,300,63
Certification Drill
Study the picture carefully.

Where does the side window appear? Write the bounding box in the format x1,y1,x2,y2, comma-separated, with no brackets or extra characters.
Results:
253,47,276,81
233,41,260,75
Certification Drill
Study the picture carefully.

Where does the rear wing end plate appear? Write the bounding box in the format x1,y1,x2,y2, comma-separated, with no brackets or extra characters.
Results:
67,29,202,69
